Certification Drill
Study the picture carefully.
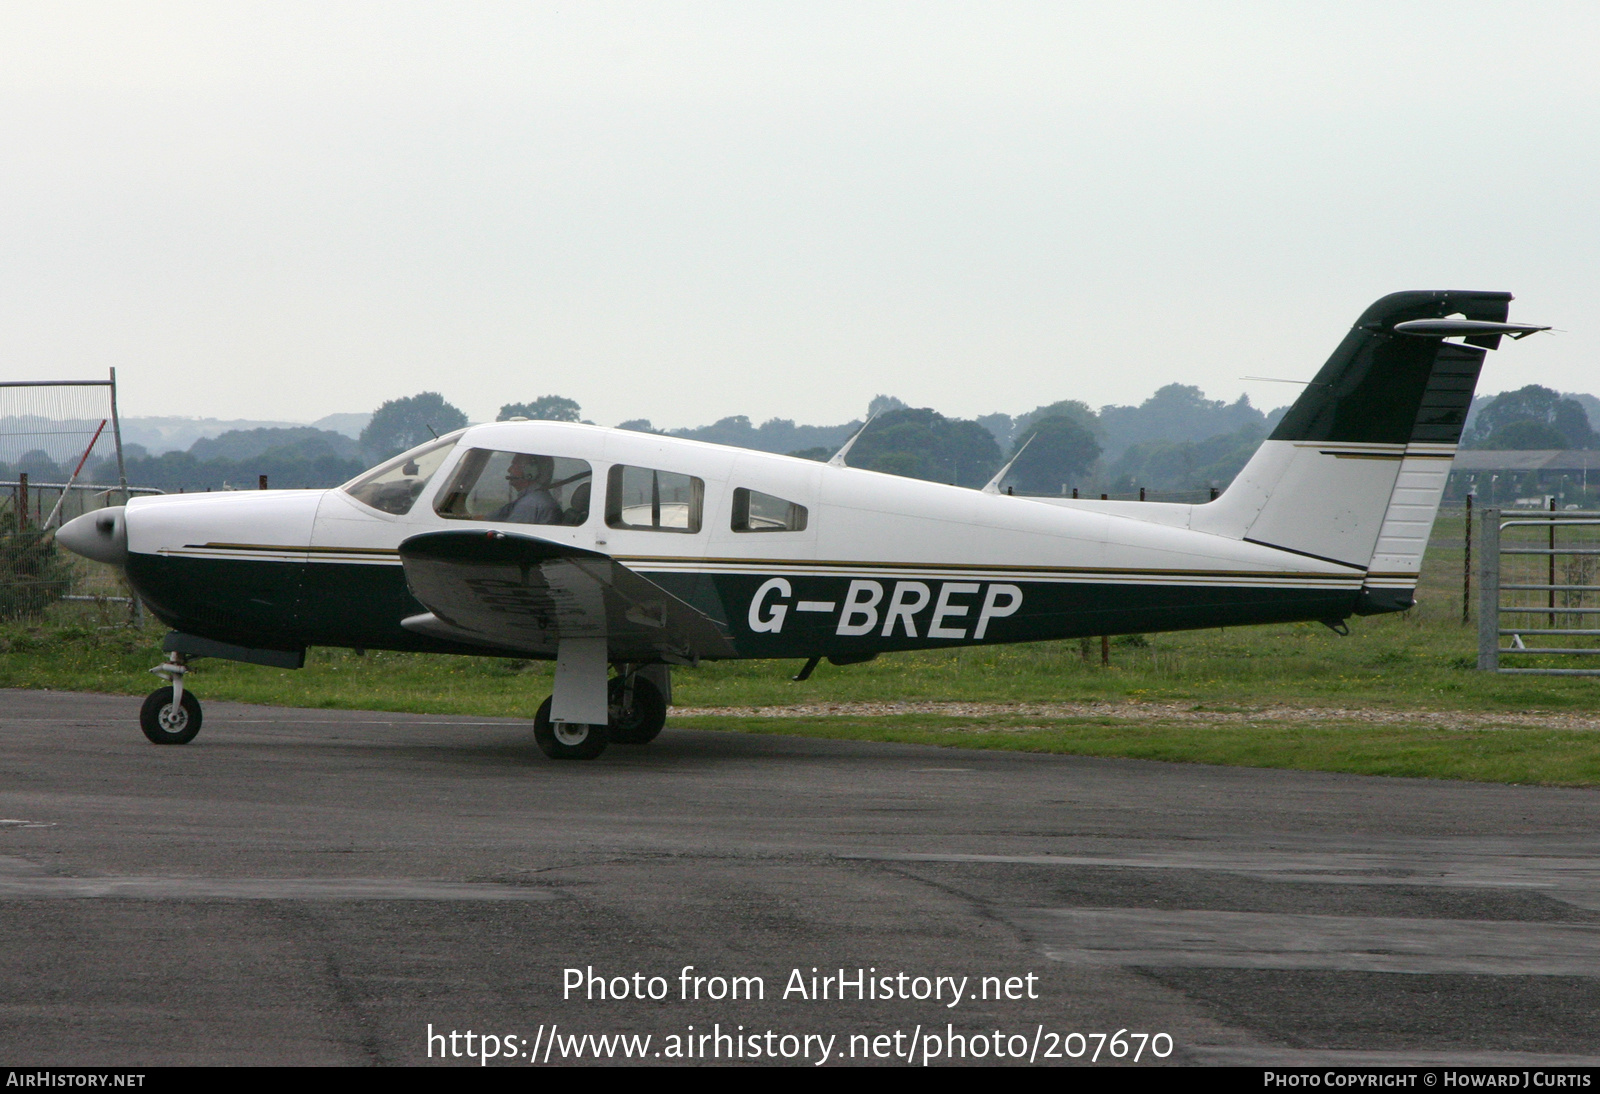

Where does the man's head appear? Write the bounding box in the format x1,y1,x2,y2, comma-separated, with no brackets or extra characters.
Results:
507,453,554,491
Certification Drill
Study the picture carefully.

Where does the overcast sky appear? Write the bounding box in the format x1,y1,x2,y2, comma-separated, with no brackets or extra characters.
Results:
1,2,1595,428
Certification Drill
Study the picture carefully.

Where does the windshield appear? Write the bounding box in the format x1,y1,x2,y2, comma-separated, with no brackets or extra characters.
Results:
341,436,459,515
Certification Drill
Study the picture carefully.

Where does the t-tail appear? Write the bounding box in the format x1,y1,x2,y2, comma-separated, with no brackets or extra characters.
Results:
1188,290,1548,614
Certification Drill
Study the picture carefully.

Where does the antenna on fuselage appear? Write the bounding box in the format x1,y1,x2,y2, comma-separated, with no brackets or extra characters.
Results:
827,412,878,468
980,432,1035,494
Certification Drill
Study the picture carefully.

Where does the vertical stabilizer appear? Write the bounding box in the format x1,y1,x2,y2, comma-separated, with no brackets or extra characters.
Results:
1194,290,1532,612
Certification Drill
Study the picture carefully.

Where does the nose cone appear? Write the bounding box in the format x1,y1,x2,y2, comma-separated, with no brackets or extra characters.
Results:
57,506,128,566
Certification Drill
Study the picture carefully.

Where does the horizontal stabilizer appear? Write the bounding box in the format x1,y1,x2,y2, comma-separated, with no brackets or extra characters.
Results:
1270,290,1514,445
397,529,734,663
1393,319,1550,339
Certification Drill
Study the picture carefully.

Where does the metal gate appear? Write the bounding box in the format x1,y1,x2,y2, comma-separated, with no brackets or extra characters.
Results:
1478,506,1600,675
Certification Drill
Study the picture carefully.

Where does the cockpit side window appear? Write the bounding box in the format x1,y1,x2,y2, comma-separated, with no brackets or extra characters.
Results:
341,437,459,516
731,488,808,532
434,449,593,526
605,465,703,533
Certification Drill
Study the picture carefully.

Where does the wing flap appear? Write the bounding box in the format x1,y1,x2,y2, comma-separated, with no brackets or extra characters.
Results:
397,529,732,662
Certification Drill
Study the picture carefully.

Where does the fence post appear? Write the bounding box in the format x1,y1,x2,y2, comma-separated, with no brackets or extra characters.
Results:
1477,508,1500,671
16,473,26,529
109,366,145,627
1462,494,1472,625
1548,497,1557,626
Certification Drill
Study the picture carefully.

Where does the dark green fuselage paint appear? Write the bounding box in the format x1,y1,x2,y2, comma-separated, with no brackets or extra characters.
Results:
127,551,1359,662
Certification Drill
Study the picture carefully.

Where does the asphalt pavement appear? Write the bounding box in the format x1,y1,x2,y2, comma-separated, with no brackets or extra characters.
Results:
3,689,1600,1067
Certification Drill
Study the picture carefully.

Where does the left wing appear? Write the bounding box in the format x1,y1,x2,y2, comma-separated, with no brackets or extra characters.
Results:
397,529,734,663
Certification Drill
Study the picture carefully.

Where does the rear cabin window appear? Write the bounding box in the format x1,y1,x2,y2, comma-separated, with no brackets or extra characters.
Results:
433,449,593,526
606,465,703,533
342,437,458,516
731,488,808,532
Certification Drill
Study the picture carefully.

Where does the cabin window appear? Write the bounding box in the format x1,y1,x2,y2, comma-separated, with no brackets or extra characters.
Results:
731,488,808,532
433,449,593,526
341,437,459,516
605,465,703,533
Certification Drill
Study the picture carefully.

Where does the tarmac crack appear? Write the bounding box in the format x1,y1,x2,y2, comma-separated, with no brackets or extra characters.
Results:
278,905,390,1066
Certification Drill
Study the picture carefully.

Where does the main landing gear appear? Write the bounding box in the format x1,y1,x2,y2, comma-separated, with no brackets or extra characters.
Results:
533,668,669,761
141,652,201,745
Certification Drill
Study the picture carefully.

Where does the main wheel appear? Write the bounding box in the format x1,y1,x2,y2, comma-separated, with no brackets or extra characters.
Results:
607,675,667,744
140,686,202,745
533,696,609,760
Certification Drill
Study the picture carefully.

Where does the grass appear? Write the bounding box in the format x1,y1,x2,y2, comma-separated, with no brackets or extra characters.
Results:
671,715,1600,787
5,508,1600,785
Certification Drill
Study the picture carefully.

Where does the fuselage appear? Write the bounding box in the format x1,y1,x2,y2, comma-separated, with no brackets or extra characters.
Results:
112,421,1366,661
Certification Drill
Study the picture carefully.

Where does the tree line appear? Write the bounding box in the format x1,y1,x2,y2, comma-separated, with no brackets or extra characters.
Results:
7,381,1586,497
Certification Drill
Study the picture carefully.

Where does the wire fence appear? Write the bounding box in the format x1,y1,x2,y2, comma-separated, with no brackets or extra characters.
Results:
0,479,161,624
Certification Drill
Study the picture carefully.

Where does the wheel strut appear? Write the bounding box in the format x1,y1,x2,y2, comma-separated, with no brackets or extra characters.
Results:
150,652,188,705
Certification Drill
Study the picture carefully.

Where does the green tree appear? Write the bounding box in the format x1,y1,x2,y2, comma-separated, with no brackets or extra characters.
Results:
1007,415,1102,494
1480,420,1567,450
847,407,1001,487
1013,399,1101,443
1096,386,1265,457
975,412,1015,449
498,395,582,422
1111,424,1265,494
189,427,362,463
1555,400,1596,448
360,393,468,460
1469,385,1595,449
14,450,65,482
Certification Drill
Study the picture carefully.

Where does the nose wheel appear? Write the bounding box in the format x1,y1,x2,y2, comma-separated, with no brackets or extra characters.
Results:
141,653,202,745
140,686,202,745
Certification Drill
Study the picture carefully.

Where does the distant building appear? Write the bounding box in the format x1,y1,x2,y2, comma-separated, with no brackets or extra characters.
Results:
1449,450,1600,508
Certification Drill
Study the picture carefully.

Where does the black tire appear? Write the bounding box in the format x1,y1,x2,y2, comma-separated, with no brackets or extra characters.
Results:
607,675,667,744
140,686,202,745
533,696,609,760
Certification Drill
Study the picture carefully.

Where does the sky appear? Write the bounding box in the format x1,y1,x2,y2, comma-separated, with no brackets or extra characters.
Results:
1,2,1596,430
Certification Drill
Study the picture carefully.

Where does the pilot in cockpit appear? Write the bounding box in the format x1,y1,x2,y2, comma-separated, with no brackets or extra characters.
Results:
493,453,562,524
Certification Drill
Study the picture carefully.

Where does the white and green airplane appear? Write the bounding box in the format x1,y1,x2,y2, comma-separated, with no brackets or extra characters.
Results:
58,290,1547,759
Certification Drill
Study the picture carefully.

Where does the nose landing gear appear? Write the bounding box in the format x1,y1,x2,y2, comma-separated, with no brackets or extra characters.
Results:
140,653,202,745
